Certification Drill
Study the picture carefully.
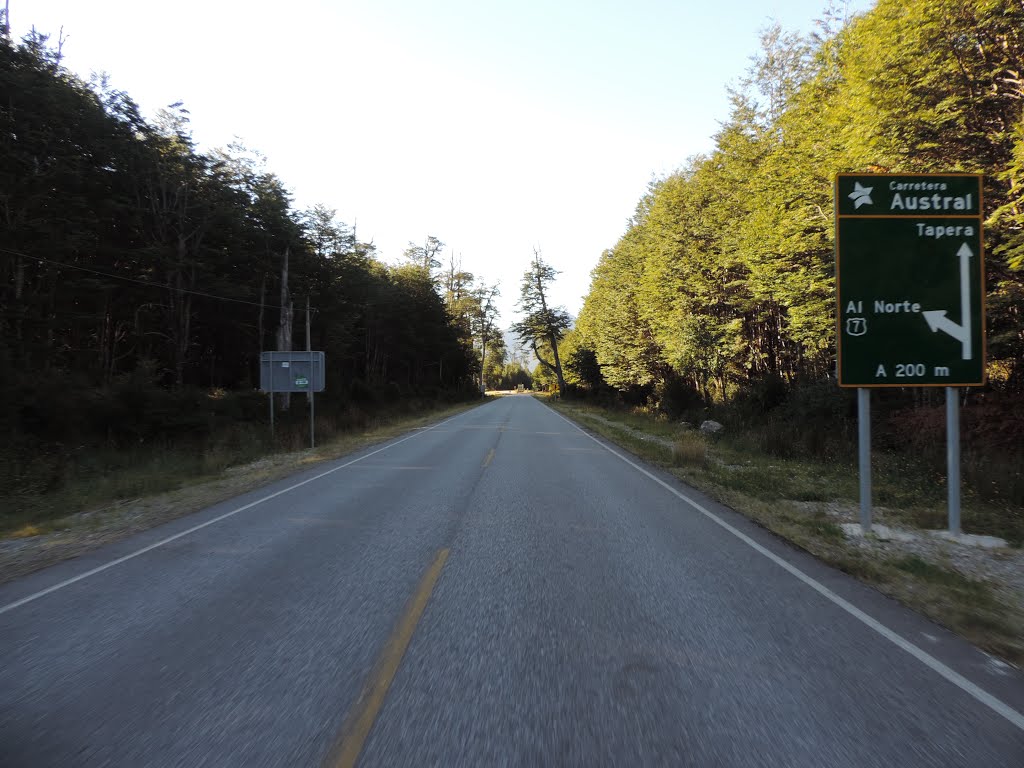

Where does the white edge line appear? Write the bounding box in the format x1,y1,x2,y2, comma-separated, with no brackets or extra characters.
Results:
0,408,476,617
546,403,1024,733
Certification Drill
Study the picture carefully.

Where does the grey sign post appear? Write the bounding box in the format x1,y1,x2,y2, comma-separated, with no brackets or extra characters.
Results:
260,351,326,447
835,173,985,536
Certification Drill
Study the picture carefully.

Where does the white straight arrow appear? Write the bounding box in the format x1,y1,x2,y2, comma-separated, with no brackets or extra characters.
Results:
921,242,973,360
958,242,971,360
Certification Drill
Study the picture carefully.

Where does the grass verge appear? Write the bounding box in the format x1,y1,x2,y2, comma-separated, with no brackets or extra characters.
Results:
0,399,485,584
548,398,1024,667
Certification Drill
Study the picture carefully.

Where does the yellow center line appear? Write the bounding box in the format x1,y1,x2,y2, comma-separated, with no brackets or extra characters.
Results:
483,448,495,467
326,548,450,768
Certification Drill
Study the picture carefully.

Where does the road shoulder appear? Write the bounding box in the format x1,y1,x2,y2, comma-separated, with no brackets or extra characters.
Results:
546,397,1024,669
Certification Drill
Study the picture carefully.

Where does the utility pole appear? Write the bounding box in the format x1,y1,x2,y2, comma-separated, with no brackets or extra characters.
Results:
276,246,292,412
306,296,315,449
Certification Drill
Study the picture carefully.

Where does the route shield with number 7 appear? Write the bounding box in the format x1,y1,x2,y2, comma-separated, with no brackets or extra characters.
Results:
835,173,985,387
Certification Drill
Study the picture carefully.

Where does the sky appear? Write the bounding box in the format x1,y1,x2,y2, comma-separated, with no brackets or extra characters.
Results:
12,0,868,325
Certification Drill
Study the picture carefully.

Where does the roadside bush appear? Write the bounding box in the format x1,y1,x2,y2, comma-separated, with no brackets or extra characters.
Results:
880,394,1024,516
730,373,788,421
619,383,654,407
719,378,853,462
654,373,704,419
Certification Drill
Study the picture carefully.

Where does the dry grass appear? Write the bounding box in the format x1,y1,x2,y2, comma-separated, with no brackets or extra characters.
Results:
671,432,709,468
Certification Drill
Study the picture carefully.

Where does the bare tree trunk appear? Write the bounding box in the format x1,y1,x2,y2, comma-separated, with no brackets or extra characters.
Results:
480,337,486,392
530,339,559,381
174,288,192,389
101,299,113,385
533,263,566,396
171,236,195,390
548,332,566,395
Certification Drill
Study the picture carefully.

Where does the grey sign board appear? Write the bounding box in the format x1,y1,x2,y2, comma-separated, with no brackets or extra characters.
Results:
260,351,326,392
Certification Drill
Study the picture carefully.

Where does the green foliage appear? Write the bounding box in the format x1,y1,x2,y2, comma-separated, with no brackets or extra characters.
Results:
575,0,1024,412
490,363,531,391
531,359,558,393
564,345,605,391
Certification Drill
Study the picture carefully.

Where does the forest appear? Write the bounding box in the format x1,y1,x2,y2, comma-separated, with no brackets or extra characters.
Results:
554,0,1023,511
0,28,521,518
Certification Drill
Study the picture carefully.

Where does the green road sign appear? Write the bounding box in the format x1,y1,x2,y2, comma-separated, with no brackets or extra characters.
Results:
835,173,985,387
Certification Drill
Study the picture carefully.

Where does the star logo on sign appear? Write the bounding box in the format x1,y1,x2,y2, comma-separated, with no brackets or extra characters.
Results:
848,182,873,208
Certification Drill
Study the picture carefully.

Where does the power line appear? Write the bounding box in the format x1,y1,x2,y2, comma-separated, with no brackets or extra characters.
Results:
0,246,311,312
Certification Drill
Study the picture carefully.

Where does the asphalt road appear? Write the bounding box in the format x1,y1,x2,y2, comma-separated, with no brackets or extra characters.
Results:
1,396,1022,767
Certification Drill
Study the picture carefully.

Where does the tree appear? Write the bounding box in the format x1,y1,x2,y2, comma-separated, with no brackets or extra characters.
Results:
402,235,445,275
301,204,349,259
471,283,500,392
560,329,606,391
512,249,570,397
442,253,475,320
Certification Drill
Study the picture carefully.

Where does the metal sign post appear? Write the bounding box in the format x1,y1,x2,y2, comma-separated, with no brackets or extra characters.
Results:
268,351,275,439
857,388,871,533
835,173,985,535
947,386,961,535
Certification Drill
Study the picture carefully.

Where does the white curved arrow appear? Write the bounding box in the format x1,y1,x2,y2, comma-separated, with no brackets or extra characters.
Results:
922,243,972,360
